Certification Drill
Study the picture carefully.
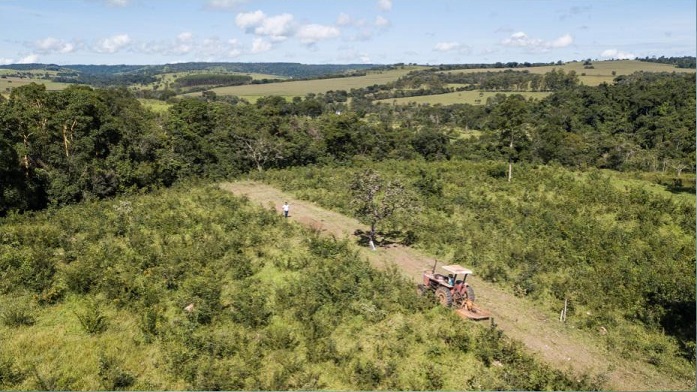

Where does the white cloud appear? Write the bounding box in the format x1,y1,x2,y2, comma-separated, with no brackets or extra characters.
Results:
173,33,194,53
251,38,272,53
177,32,193,42
502,32,542,47
35,37,76,54
206,0,246,10
105,0,129,6
337,12,352,26
378,0,392,11
96,34,131,53
18,54,40,64
226,39,241,57
434,41,460,52
235,10,294,41
296,24,340,44
254,13,294,40
549,34,573,48
235,10,265,31
137,34,242,59
375,15,389,27
501,31,573,51
0,58,13,65
600,49,636,60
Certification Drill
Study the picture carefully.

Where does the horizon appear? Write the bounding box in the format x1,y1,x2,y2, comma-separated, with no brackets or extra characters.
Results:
1,0,695,66
2,56,691,68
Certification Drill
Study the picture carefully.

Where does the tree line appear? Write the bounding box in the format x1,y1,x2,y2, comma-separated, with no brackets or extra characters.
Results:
1,70,694,215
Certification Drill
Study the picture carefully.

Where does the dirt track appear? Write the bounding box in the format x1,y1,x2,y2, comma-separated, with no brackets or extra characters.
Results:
220,181,693,391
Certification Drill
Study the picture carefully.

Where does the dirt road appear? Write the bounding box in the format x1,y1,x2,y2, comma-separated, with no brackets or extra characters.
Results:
220,181,692,391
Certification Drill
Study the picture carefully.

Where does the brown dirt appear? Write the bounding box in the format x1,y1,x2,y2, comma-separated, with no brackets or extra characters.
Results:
220,181,694,391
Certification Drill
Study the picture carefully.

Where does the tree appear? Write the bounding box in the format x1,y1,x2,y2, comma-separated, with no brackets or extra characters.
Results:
488,94,532,181
411,128,450,161
349,169,415,250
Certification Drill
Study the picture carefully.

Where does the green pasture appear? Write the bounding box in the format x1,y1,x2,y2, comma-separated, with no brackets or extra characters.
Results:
0,76,71,94
375,90,551,106
188,66,427,100
440,60,695,86
137,99,171,113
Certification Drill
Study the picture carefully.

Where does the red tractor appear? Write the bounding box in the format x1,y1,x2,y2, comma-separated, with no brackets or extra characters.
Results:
418,262,489,320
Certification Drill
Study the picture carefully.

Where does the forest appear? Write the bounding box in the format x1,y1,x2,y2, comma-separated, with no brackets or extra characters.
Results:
1,70,693,214
0,61,695,389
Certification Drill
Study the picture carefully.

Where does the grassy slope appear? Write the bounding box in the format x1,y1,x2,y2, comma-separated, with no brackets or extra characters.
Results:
440,59,696,86
220,179,693,391
376,60,696,106
0,182,594,390
254,160,696,387
184,66,427,102
376,90,552,106
2,60,691,103
186,60,693,104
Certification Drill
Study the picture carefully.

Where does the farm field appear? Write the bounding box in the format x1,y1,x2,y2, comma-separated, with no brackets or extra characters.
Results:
135,71,289,91
440,59,695,86
186,66,427,101
375,90,552,106
1,77,71,94
179,60,692,103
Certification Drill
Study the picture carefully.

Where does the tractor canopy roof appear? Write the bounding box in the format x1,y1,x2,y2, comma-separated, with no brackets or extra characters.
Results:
441,264,473,275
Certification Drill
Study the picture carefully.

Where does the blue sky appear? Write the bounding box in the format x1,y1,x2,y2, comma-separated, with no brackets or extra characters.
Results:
1,0,694,65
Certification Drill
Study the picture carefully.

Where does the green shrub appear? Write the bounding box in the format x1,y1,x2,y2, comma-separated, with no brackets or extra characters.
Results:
74,299,108,334
228,279,272,328
138,307,162,343
0,356,24,387
0,298,35,327
98,354,135,390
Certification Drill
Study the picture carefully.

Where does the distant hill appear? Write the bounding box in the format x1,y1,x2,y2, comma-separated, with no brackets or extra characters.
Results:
0,62,382,79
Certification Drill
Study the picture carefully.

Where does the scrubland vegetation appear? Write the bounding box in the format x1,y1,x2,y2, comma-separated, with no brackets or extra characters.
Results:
0,184,605,390
255,160,696,378
0,57,694,390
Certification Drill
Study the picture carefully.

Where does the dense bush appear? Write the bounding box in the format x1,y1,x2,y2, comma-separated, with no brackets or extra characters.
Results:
258,159,696,372
0,183,598,390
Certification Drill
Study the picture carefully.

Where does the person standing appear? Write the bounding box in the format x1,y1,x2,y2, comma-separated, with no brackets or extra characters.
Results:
282,202,289,218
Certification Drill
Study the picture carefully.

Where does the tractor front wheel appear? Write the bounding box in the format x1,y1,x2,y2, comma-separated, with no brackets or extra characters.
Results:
466,285,475,302
435,286,453,307
416,284,426,296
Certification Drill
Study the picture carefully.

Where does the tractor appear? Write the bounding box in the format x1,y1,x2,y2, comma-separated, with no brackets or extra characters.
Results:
418,261,489,320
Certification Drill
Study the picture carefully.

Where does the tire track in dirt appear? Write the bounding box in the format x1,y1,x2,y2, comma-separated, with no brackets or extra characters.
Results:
220,181,692,391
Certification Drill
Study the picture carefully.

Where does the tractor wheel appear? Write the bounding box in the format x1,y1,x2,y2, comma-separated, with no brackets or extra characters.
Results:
416,284,426,296
435,286,453,307
466,285,476,302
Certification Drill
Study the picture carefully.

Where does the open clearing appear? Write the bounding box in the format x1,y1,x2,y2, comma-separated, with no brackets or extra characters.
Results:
192,60,693,104
220,180,694,392
440,59,695,86
375,90,552,106
186,66,427,101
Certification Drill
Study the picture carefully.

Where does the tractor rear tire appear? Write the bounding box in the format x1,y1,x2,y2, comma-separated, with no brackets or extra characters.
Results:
435,286,453,307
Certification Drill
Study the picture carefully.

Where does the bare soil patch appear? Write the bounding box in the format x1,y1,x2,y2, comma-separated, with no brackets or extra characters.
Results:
220,181,693,391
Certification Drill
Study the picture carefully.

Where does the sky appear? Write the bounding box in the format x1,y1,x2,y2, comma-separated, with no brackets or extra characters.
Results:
0,0,694,65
